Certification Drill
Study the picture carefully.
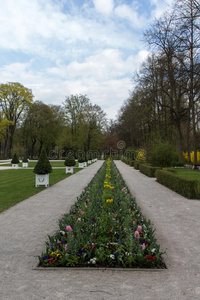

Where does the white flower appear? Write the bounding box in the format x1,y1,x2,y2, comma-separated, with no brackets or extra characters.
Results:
88,257,97,264
151,248,156,253
109,254,115,260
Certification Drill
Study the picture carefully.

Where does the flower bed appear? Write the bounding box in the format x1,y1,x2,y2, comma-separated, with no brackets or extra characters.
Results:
38,159,165,268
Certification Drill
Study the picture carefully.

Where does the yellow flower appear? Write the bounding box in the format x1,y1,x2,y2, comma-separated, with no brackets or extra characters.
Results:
106,199,113,203
104,184,109,188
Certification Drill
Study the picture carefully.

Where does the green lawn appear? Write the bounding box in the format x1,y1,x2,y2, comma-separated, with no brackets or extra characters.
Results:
0,168,80,213
2,161,79,168
173,168,200,181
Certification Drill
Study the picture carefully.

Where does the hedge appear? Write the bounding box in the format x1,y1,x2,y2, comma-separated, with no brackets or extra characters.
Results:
139,164,160,177
129,160,135,167
121,157,130,165
134,161,142,170
156,170,199,199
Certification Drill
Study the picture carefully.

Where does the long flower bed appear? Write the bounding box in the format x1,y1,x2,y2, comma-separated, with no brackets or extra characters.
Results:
38,159,165,268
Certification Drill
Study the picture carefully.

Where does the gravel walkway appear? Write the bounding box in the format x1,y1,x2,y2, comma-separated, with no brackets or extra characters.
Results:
0,160,200,300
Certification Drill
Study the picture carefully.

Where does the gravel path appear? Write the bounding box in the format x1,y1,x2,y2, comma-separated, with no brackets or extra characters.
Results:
0,160,200,300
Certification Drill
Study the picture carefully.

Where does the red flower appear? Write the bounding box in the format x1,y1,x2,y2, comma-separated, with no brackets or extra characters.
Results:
146,255,155,262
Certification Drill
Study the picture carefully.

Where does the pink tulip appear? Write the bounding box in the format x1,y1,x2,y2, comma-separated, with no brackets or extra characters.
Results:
137,225,142,233
87,199,90,203
142,243,145,250
77,218,81,222
66,225,73,232
65,244,68,251
135,231,140,239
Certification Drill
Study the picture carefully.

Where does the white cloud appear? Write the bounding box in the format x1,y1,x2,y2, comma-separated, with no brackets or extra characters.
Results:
114,4,145,28
150,0,174,19
47,49,136,80
93,0,114,15
0,0,174,120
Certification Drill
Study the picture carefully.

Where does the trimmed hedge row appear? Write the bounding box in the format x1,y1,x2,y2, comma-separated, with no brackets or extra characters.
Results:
121,157,135,166
134,161,141,170
129,160,135,167
139,164,160,177
156,170,199,199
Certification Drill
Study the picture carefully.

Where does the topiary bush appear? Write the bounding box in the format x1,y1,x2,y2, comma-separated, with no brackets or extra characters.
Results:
22,155,28,163
64,157,76,167
148,141,179,167
11,153,19,164
33,148,52,174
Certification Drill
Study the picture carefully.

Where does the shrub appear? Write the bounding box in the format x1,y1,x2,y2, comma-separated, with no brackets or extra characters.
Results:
78,157,85,163
156,169,199,199
136,149,146,162
139,164,160,177
64,157,76,167
134,161,141,170
129,160,135,167
33,148,52,174
121,156,129,164
22,155,28,163
148,141,179,167
11,153,19,164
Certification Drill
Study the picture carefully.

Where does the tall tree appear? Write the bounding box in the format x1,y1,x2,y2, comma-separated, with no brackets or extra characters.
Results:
22,101,65,158
175,0,200,164
64,94,107,153
0,82,34,158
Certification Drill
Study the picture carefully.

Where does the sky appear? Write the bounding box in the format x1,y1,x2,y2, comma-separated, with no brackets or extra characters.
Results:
0,0,173,120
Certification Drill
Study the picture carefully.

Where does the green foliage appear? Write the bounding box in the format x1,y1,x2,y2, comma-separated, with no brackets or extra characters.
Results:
11,153,19,164
129,160,135,167
22,101,65,158
139,164,160,177
0,82,34,158
121,156,130,165
22,155,28,163
0,118,13,142
64,157,76,166
33,148,52,174
156,169,199,199
134,161,142,170
78,157,85,163
64,94,107,152
148,141,179,167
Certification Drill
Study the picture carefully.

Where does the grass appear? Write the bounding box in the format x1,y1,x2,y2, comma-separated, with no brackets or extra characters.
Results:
173,168,200,181
0,168,80,213
1,161,79,168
